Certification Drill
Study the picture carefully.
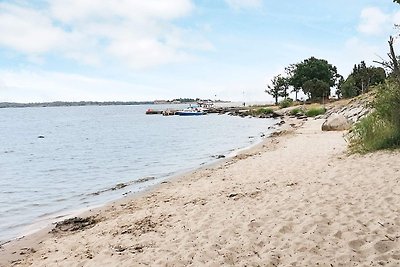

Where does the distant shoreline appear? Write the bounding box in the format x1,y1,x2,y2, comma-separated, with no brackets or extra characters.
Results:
0,101,158,109
0,100,230,109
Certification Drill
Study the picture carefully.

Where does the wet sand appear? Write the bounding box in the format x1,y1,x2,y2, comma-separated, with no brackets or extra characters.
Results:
1,118,400,266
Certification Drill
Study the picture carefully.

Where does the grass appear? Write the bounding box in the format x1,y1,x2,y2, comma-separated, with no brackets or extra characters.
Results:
305,107,326,117
348,113,400,153
279,98,293,108
349,81,400,153
252,107,274,115
290,108,302,116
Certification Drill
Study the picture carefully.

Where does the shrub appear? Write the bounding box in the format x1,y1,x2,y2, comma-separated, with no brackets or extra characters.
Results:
290,108,303,116
349,113,400,153
305,107,326,117
279,98,293,108
349,81,400,153
252,107,274,115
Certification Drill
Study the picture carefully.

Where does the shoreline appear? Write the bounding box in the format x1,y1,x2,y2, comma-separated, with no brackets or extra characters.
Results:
0,113,278,246
0,117,290,264
2,117,399,266
0,117,304,266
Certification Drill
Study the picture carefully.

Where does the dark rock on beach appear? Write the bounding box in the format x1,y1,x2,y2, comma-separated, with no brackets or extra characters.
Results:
135,176,156,183
112,183,128,190
52,216,98,233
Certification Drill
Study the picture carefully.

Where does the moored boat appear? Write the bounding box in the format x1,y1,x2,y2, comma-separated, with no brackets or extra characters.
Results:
145,108,163,115
176,106,207,116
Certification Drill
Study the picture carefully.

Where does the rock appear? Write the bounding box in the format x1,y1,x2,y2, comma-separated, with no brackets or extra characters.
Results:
271,112,281,118
347,107,364,118
37,135,45,138
322,114,351,131
296,115,308,120
135,176,156,183
113,183,128,190
52,216,97,233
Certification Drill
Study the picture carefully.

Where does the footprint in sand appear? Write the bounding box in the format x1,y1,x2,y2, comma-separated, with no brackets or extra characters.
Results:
279,224,293,234
334,230,342,239
348,239,366,250
374,240,395,254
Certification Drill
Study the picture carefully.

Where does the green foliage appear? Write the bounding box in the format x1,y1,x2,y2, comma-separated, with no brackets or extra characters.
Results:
374,80,400,128
305,107,326,117
349,113,400,153
338,61,386,98
349,81,400,153
290,108,303,116
252,107,274,115
288,57,340,99
303,78,330,99
279,98,293,108
266,75,289,104
340,76,359,98
335,76,345,97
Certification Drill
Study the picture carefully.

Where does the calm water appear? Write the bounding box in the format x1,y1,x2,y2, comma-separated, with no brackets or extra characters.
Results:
0,105,276,242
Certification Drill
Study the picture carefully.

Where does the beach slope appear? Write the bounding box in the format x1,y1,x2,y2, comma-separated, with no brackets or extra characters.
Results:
2,119,400,266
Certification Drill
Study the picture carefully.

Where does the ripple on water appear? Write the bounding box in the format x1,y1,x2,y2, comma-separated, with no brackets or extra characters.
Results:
0,105,276,242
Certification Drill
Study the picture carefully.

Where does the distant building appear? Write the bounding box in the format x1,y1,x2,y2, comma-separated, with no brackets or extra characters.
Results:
154,100,168,104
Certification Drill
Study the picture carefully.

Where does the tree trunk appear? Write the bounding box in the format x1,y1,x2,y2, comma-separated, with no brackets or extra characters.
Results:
389,36,400,84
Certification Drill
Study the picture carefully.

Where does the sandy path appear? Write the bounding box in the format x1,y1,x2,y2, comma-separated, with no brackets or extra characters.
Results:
2,119,400,266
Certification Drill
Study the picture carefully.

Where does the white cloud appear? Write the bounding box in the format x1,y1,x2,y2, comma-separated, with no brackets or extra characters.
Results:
225,0,262,10
49,0,194,24
0,3,66,54
0,70,164,102
0,0,212,69
392,11,400,27
358,7,389,35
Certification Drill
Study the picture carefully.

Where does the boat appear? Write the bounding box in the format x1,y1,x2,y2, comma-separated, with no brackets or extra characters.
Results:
197,100,214,111
145,108,163,115
162,109,178,116
176,105,207,116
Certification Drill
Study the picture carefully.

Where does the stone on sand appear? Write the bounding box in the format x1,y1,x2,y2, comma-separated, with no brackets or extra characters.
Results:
322,113,351,131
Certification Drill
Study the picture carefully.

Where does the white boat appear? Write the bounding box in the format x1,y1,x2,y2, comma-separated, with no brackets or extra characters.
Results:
176,105,207,116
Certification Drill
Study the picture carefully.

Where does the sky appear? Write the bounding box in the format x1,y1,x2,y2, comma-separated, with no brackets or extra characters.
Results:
0,0,400,103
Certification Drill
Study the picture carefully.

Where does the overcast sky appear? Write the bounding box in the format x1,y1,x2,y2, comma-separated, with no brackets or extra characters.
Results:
0,0,399,103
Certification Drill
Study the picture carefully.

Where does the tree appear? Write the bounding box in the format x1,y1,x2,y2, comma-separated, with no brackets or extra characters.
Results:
352,61,386,94
336,76,345,98
265,74,288,105
279,76,290,99
289,57,340,100
374,36,400,84
302,78,330,99
285,64,301,100
369,66,386,85
340,76,359,98
338,61,386,98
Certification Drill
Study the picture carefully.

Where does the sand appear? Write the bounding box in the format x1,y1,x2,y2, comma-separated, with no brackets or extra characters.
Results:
1,118,400,267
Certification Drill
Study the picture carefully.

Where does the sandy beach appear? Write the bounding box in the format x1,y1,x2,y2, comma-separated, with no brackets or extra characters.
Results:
1,118,400,267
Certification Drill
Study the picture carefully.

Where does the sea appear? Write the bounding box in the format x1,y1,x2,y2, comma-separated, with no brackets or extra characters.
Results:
0,104,277,243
